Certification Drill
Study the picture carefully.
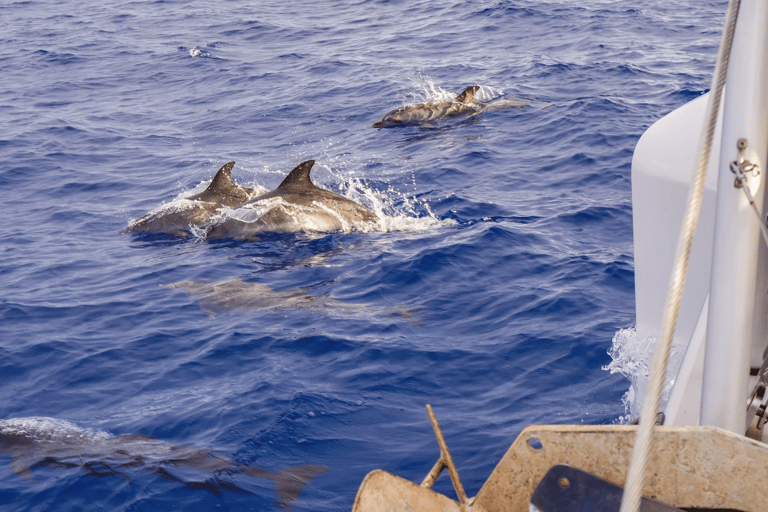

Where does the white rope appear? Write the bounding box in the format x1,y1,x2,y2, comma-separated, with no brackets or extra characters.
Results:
618,1,741,511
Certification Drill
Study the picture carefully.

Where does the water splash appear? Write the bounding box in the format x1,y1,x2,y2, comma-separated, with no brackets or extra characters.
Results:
187,44,221,59
339,175,455,233
406,71,509,104
602,327,684,423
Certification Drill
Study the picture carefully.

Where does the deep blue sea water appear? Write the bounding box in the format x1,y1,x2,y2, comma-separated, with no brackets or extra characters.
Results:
0,1,726,510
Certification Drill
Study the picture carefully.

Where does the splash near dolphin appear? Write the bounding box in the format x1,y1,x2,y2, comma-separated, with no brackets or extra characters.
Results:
206,159,379,240
125,161,256,237
0,417,326,510
372,85,528,127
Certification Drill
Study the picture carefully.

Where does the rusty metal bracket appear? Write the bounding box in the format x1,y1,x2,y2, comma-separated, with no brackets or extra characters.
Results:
420,404,470,507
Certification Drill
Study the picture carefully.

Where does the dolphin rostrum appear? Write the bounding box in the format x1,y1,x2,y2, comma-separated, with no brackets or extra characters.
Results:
125,161,255,236
372,85,528,127
206,160,378,240
0,417,326,510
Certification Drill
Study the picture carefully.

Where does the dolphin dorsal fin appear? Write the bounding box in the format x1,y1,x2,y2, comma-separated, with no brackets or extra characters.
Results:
455,85,480,104
190,161,236,201
204,161,236,194
276,160,316,191
188,161,255,207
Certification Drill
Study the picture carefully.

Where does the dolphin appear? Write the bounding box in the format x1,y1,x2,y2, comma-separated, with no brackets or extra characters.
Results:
372,85,482,127
0,417,326,510
163,278,420,321
163,278,351,317
125,161,256,236
372,85,529,127
206,160,378,240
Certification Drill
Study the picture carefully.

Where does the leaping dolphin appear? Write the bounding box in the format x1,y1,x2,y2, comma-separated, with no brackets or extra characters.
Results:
125,161,256,236
0,417,326,510
206,160,378,240
372,85,528,127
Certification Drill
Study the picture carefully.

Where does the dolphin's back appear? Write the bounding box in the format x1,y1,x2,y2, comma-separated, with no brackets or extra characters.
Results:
125,161,255,236
245,159,376,219
127,159,377,240
207,160,378,240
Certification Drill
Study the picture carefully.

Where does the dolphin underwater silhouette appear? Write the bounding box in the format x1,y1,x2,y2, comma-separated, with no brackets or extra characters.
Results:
372,85,529,127
206,159,379,240
125,161,256,236
163,278,421,321
0,417,326,510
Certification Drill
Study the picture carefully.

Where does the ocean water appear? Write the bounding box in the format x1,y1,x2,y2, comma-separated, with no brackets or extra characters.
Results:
0,0,726,510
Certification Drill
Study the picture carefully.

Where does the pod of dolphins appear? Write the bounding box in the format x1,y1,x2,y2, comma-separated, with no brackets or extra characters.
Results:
124,85,527,238
0,86,527,508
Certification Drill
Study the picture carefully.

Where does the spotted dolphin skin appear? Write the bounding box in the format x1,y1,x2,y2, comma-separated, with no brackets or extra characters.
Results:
372,85,483,127
0,417,326,510
206,159,379,240
125,161,255,236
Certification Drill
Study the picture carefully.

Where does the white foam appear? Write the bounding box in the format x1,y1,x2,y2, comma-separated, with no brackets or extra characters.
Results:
189,47,212,58
0,417,112,442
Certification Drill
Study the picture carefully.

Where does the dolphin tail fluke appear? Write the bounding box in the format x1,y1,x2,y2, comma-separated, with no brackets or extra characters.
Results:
244,464,327,510
455,85,480,104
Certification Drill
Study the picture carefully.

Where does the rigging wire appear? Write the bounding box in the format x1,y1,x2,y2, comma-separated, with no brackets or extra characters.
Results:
618,1,742,511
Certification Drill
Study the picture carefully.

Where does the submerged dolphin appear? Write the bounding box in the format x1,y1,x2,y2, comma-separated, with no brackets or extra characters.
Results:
125,161,255,236
206,160,378,240
0,417,326,510
163,278,420,321
164,278,352,317
372,85,528,127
